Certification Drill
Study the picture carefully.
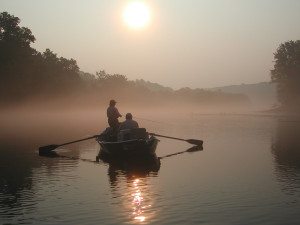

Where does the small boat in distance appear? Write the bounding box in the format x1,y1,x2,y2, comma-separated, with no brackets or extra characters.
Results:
97,128,159,157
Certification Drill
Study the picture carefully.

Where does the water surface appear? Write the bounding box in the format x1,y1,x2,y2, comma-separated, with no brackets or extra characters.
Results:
1,113,300,225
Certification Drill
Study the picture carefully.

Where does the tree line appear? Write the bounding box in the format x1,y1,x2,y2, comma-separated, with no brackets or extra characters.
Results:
0,12,267,109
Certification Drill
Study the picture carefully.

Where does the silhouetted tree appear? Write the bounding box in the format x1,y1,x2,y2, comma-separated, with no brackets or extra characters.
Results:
41,49,80,88
0,12,81,104
0,12,35,47
271,40,300,110
0,12,38,102
96,70,127,83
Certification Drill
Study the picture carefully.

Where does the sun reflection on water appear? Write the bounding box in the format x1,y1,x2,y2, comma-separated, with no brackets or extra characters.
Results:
131,178,152,223
103,155,160,224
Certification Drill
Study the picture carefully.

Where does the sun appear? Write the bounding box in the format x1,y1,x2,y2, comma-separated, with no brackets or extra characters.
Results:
122,1,151,29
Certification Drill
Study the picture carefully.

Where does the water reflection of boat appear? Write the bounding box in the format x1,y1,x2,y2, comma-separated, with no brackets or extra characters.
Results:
98,153,161,178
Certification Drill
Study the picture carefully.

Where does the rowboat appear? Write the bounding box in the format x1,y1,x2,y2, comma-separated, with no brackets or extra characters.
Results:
39,127,202,157
97,128,159,157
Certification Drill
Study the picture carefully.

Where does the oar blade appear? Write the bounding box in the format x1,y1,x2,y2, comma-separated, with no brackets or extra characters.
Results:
186,139,203,146
39,144,59,155
186,145,203,152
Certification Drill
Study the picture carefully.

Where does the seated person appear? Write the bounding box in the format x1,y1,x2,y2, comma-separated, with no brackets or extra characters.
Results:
119,113,139,130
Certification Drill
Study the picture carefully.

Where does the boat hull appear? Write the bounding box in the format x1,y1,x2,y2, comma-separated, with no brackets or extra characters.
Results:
97,136,159,157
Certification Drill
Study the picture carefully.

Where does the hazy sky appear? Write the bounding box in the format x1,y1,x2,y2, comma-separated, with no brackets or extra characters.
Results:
1,0,300,88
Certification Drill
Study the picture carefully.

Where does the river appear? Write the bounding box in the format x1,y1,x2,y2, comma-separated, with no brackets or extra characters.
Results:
1,112,300,225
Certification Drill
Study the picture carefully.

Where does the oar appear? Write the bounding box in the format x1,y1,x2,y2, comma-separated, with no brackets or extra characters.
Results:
149,133,203,146
39,135,100,155
159,145,203,159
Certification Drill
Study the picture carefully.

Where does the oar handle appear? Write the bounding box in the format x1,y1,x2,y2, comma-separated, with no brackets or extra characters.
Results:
149,133,186,141
58,135,99,147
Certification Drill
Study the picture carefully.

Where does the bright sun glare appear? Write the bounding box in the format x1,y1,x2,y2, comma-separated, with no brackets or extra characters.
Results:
123,1,151,29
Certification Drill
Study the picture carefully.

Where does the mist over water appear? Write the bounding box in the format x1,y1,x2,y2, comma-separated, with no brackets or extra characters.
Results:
1,107,300,225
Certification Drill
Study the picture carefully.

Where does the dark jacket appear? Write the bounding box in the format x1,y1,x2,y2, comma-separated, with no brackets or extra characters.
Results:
119,119,139,130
